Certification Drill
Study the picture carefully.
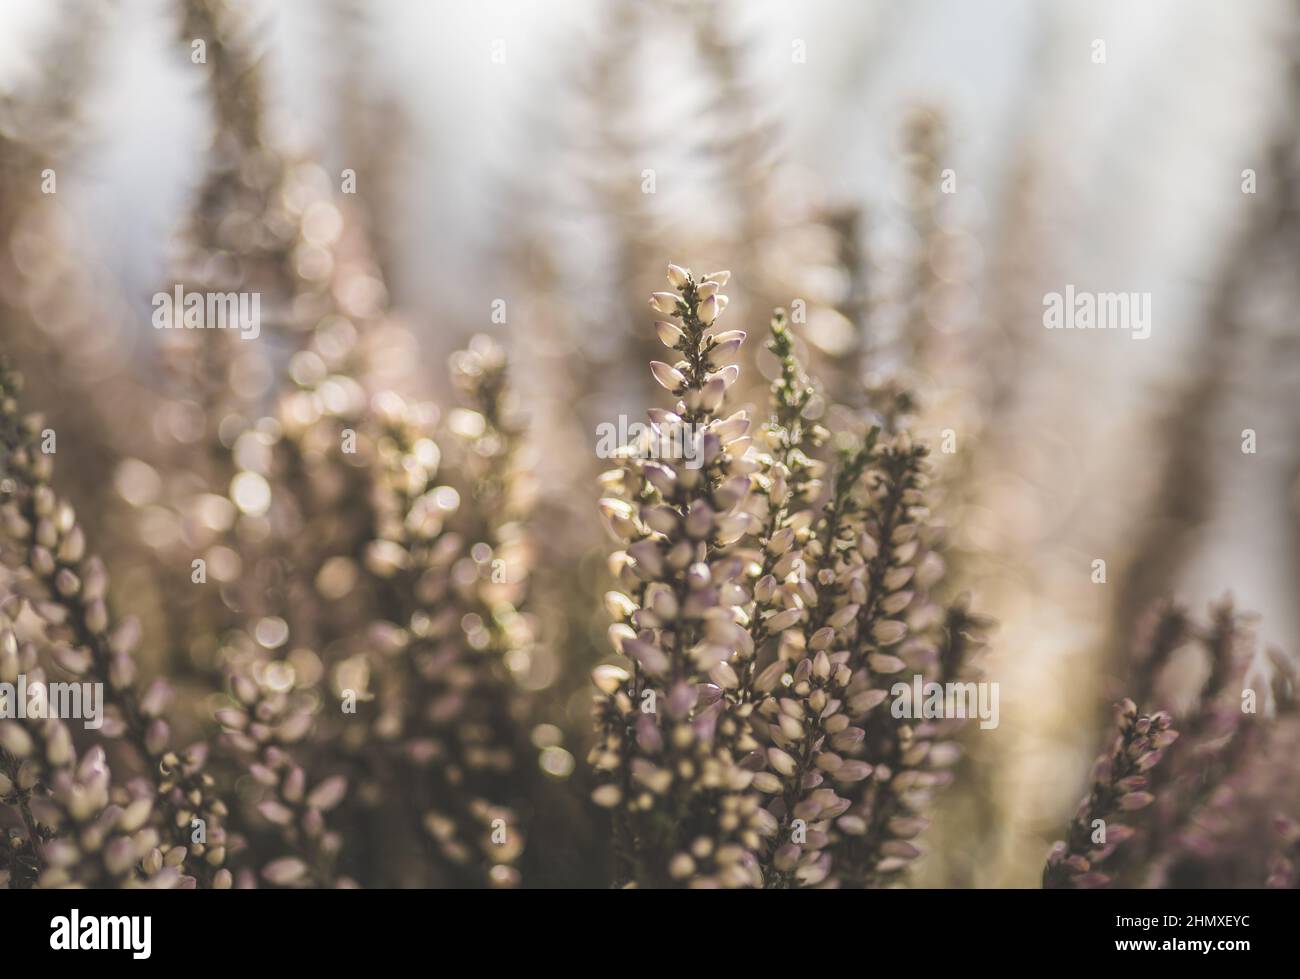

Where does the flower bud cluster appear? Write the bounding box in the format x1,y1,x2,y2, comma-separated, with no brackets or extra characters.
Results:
592,264,985,887
1044,699,1177,888
0,364,231,886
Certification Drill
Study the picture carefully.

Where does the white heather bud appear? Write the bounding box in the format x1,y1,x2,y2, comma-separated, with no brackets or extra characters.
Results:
814,752,843,772
647,584,679,621
715,511,752,546
607,623,636,654
143,848,164,876
708,330,745,360
813,651,832,679
698,295,719,325
0,722,33,757
881,590,914,615
666,264,690,288
119,797,153,833
752,771,782,793
828,604,860,629
655,321,683,347
849,688,889,714
718,582,748,607
699,376,726,413
649,292,679,316
57,525,86,563
604,591,638,620
599,498,639,539
624,638,670,676
780,698,805,720
47,724,72,766
650,361,687,392
642,462,677,497
867,652,906,673
146,719,170,755
685,562,711,588
872,619,908,645
712,474,750,511
709,661,739,689
667,539,694,569
642,505,678,535
809,627,835,651
754,660,787,693
834,761,873,782
768,469,790,508
704,270,731,285
767,747,798,777
685,501,715,539
883,566,915,591
712,413,750,445
778,713,804,741
766,607,804,633
85,600,109,635
768,526,795,556
592,664,629,695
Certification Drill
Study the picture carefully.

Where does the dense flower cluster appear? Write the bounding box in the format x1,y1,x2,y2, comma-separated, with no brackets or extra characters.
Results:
2,0,1296,893
1043,699,1177,888
0,326,534,889
1047,601,1300,888
0,365,230,888
589,264,988,887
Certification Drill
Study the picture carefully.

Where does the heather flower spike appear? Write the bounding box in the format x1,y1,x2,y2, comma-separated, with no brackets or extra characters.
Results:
0,362,230,888
589,263,984,888
1044,700,1177,888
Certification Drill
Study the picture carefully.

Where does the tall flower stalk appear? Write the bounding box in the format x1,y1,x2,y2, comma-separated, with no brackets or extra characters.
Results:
1047,599,1300,889
590,263,984,888
1043,699,1178,888
0,363,231,887
592,264,769,888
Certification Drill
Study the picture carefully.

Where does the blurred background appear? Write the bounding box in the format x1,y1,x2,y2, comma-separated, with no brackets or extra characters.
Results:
1,0,1297,886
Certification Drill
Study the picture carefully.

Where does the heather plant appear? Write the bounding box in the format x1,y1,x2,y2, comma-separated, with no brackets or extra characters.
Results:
1043,699,1178,888
1,0,540,891
0,363,231,888
1046,600,1300,889
211,335,535,889
589,263,988,887
499,4,918,887
2,0,1298,900
0,329,535,889
354,337,534,888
